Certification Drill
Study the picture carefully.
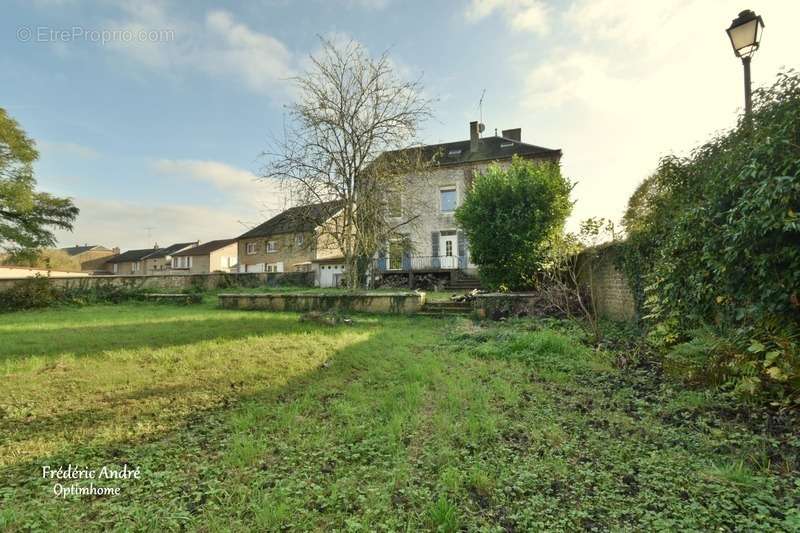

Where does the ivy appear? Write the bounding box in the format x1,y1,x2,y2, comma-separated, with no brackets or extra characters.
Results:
620,70,800,404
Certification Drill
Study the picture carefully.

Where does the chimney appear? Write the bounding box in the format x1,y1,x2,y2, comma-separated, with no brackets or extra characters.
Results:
112,247,120,255
469,121,480,152
501,128,521,142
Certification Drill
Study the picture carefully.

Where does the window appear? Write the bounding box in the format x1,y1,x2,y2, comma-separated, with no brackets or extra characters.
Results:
172,256,191,269
445,240,453,257
266,240,277,253
112,263,118,274
132,262,140,272
440,187,457,213
295,234,304,247
246,242,257,255
447,148,462,156
266,262,284,273
388,240,404,270
500,141,514,148
387,191,402,218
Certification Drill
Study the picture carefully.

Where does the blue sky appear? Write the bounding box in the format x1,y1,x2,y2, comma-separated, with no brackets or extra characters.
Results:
3,0,798,250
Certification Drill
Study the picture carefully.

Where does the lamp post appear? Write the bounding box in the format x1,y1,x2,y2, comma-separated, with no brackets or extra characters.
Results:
726,9,765,116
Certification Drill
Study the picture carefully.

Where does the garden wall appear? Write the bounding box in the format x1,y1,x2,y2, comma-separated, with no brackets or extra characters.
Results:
579,243,637,322
219,292,425,314
0,271,315,293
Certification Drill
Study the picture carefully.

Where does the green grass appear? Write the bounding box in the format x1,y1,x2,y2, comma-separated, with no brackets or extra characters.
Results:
1,302,798,531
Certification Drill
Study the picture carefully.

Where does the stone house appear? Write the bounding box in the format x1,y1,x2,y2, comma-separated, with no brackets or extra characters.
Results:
373,121,561,285
169,239,238,274
141,242,198,274
236,201,344,282
105,242,198,275
105,248,156,275
59,245,119,272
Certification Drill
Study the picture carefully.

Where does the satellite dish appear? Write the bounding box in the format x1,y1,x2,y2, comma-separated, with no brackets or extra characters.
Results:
478,123,485,134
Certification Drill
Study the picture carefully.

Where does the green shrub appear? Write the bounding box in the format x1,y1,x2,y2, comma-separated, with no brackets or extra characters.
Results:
665,326,799,402
0,275,58,310
0,278,149,311
455,156,573,290
620,70,800,404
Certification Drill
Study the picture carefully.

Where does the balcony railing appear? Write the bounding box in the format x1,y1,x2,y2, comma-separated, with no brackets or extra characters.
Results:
373,255,466,272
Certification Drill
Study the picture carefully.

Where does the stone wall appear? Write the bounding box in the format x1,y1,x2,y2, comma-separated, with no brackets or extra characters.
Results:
219,292,425,314
0,271,314,293
579,243,637,322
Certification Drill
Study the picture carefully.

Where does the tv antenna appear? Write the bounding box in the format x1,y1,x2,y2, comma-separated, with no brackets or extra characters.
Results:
478,89,486,135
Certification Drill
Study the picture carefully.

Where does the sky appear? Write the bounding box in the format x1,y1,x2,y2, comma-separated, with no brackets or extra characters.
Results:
3,0,798,250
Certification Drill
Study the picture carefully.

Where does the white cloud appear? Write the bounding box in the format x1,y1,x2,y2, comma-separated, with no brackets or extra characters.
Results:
200,10,294,94
54,198,249,250
104,4,295,97
153,159,288,214
465,0,550,35
508,0,800,230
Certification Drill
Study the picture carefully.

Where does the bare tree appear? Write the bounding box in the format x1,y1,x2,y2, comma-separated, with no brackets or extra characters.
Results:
262,37,433,288
540,218,620,344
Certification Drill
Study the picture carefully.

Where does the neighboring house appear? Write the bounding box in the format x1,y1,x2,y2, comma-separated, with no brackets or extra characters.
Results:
373,121,562,280
170,239,238,274
237,201,344,284
104,248,156,275
105,242,198,275
142,242,198,274
59,244,119,272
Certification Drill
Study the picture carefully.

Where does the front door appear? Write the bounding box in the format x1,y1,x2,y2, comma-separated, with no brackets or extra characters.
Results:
439,234,457,269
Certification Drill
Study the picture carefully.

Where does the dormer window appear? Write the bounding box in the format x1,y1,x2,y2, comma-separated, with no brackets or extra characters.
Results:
447,148,462,156
500,142,514,148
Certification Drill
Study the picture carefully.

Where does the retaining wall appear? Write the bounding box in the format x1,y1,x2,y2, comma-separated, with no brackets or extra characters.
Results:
219,292,426,314
0,271,315,293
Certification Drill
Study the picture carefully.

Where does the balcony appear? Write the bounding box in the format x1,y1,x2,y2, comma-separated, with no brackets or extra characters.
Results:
373,255,467,273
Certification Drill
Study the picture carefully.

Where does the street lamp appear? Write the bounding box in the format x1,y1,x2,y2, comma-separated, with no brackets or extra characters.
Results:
726,9,765,116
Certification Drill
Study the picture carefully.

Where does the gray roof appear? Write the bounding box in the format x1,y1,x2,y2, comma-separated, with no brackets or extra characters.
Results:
381,135,561,167
106,242,197,263
106,248,155,264
144,242,198,259
238,201,344,239
173,239,237,257
60,245,110,256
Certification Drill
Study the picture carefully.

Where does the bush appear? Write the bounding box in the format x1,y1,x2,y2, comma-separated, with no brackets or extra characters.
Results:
0,275,58,310
455,156,573,290
0,277,149,311
621,70,800,404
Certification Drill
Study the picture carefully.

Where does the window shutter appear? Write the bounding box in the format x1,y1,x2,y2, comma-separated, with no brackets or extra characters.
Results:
377,247,387,272
457,231,466,269
431,232,440,269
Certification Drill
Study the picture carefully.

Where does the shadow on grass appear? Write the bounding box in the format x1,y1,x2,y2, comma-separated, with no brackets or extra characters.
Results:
0,318,430,530
0,315,347,362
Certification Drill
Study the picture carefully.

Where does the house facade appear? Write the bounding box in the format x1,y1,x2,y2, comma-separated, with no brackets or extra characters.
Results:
374,121,562,283
59,245,119,272
105,242,198,275
105,248,156,275
142,242,198,275
236,201,344,279
170,239,238,274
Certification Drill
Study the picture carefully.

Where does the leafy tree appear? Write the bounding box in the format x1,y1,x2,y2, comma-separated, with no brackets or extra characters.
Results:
456,156,573,290
2,248,82,271
0,108,78,260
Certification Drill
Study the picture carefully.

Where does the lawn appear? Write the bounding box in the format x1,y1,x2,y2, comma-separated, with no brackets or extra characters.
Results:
0,302,797,531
